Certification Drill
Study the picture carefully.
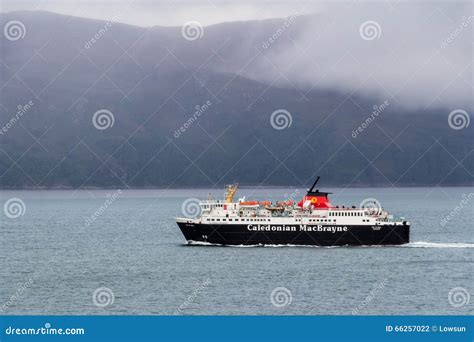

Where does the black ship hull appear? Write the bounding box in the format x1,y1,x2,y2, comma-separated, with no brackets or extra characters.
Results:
177,222,410,247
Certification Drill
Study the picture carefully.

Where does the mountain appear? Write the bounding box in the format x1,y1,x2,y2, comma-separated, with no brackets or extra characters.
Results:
0,11,472,189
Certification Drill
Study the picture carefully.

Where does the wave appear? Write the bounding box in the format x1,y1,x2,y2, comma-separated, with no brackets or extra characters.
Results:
187,240,474,248
403,241,474,248
186,240,339,248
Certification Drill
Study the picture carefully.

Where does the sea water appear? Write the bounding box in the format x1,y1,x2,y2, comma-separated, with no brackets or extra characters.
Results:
1,187,472,315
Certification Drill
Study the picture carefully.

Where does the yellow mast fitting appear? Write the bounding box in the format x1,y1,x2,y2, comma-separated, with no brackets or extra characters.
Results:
225,184,238,203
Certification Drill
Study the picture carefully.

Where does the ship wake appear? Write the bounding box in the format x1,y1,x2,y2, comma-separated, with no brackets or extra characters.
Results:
403,241,474,248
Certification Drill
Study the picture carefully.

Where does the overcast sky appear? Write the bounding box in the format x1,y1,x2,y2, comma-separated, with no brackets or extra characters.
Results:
1,0,316,27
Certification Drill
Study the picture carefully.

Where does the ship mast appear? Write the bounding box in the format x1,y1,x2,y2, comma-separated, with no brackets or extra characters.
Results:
308,176,320,193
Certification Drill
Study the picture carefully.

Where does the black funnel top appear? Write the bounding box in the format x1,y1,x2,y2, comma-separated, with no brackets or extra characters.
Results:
306,176,332,196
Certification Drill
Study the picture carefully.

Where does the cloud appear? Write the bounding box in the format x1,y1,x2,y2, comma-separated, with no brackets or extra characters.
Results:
245,2,473,110
2,1,471,110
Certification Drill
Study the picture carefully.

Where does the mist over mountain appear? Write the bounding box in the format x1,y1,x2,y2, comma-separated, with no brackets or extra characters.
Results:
0,10,472,189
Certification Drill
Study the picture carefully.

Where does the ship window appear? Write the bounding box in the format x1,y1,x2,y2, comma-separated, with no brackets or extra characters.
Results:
216,219,220,221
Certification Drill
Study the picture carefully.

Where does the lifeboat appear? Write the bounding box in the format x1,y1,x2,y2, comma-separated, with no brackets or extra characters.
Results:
239,200,259,207
276,200,294,206
264,205,285,212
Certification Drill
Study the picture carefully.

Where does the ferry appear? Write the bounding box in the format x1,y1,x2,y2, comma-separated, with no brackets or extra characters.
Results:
176,177,410,246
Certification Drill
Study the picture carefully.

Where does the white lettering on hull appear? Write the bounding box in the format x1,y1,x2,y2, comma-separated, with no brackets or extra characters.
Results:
247,224,348,233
